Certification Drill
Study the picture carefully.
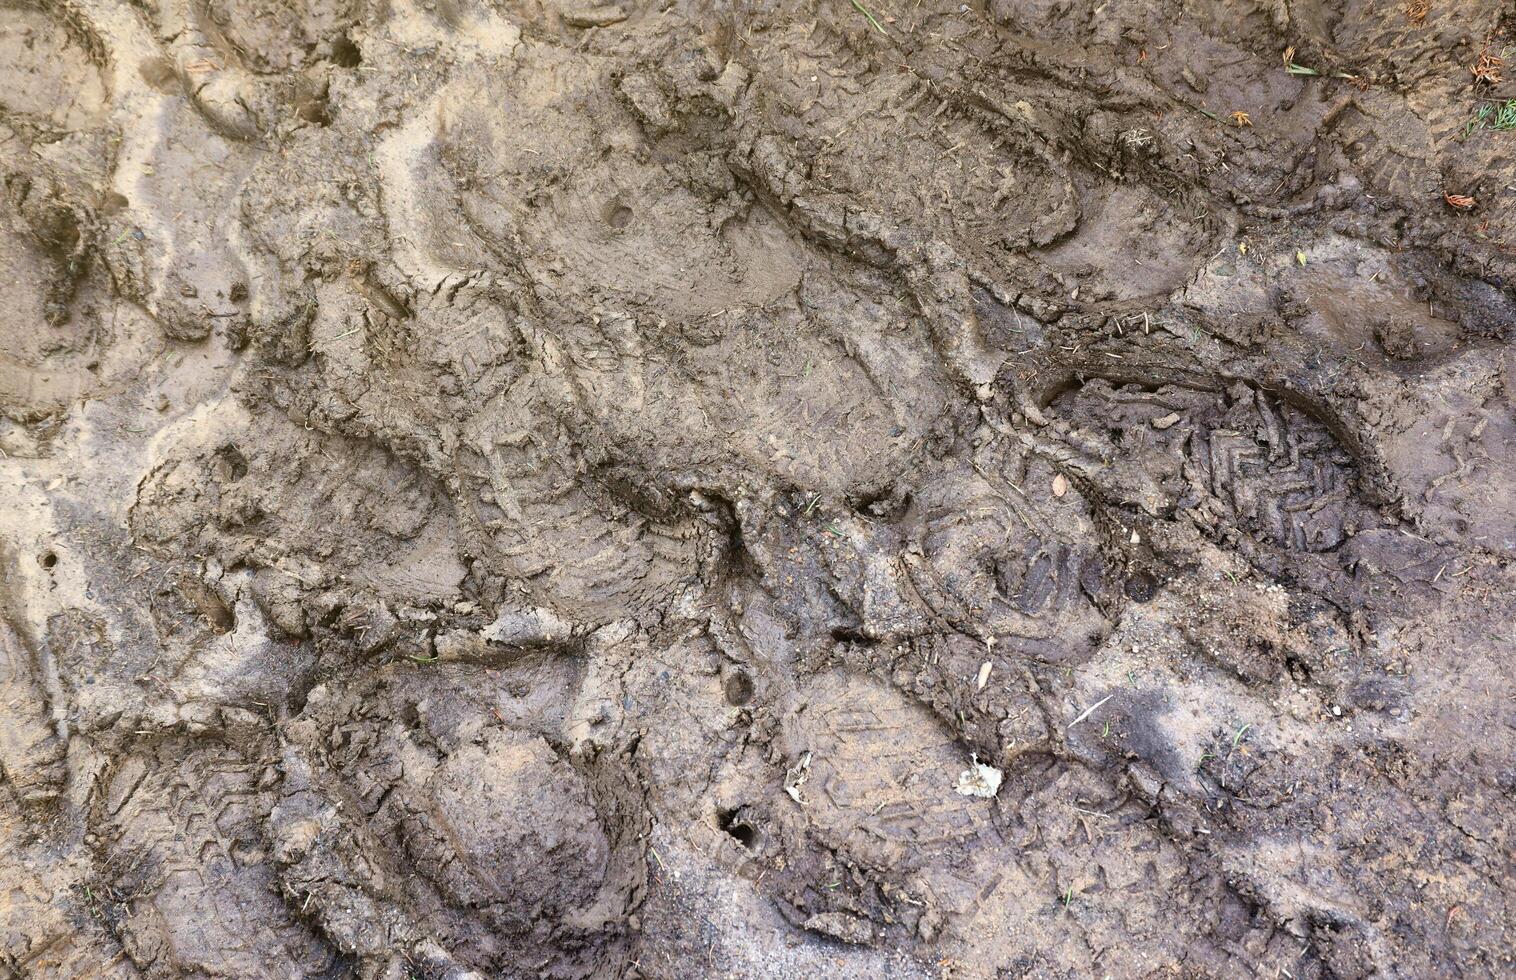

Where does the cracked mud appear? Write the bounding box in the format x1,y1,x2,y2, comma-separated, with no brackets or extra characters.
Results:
3,0,1516,977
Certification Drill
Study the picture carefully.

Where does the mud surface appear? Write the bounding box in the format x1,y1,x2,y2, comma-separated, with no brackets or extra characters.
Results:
3,0,1516,976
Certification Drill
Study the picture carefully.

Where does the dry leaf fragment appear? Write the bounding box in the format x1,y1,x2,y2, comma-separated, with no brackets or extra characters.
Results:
956,755,1003,798
1051,473,1069,497
1152,412,1181,430
1230,110,1252,127
784,751,812,806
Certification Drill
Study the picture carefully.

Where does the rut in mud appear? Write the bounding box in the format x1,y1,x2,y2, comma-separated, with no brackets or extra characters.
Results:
2,0,1516,977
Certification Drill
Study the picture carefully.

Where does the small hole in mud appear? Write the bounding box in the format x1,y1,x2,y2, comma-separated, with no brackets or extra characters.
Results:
851,488,905,519
213,444,249,483
604,203,633,230
295,94,332,126
1123,572,1157,603
40,551,58,570
718,807,758,848
331,35,363,68
723,671,754,706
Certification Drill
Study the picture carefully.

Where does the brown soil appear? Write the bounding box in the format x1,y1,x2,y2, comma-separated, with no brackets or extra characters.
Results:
3,0,1515,977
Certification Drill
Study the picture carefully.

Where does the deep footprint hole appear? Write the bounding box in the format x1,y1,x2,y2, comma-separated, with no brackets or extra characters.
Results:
723,671,754,706
603,201,633,230
1124,571,1158,602
718,807,758,849
331,34,363,68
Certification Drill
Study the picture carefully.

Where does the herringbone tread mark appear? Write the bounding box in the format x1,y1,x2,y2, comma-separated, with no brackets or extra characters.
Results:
1055,380,1366,553
784,672,992,870
0,621,65,804
99,745,339,978
909,464,1108,659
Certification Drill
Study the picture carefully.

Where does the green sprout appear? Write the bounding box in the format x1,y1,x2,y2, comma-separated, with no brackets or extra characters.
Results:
1464,100,1516,137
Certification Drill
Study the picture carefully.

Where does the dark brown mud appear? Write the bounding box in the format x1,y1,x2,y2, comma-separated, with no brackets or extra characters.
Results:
3,0,1516,977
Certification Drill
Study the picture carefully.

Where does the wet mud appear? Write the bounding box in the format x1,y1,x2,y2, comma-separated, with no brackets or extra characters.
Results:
3,0,1516,976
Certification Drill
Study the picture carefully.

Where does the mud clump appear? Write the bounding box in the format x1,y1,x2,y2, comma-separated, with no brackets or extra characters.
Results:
2,0,1516,977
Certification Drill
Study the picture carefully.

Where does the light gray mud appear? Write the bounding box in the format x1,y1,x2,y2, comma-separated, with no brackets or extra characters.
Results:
2,0,1516,976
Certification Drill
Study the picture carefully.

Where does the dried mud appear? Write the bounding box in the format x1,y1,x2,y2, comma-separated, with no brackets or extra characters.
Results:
3,0,1516,977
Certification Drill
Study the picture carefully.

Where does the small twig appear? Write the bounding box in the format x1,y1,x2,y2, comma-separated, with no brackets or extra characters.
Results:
1068,694,1114,729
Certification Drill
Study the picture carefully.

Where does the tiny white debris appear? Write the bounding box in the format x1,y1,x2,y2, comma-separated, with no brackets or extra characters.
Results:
1052,473,1069,498
956,755,1003,798
976,660,993,690
1130,530,1142,544
1331,705,1343,717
